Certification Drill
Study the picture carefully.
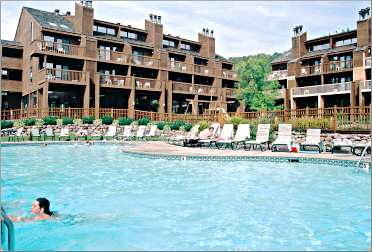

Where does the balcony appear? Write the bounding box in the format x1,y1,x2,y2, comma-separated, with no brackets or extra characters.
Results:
297,65,322,76
0,79,22,92
268,70,288,81
194,84,217,96
225,88,234,97
365,57,371,68
1,57,22,70
172,82,195,94
36,68,87,85
323,60,353,74
360,80,371,92
97,49,129,64
30,40,84,58
99,74,132,89
194,65,211,76
131,55,159,68
134,77,162,91
168,61,193,73
221,69,237,80
292,82,351,97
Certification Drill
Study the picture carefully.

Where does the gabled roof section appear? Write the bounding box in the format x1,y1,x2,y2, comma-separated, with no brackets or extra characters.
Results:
271,50,292,64
24,7,75,33
1,40,23,48
215,54,232,63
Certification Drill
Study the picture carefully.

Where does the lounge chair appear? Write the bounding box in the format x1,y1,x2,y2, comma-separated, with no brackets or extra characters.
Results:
271,124,292,152
353,141,371,156
59,128,70,141
30,127,42,141
104,125,117,140
75,129,88,141
215,124,235,149
198,122,221,147
117,125,133,141
331,138,353,154
135,125,146,140
168,124,199,146
146,125,158,140
44,127,55,141
183,125,201,147
300,129,323,153
244,124,270,151
9,128,24,142
216,124,250,149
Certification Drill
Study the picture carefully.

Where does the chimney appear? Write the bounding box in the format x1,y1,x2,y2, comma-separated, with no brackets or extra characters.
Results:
291,25,307,58
149,14,153,22
198,27,215,58
357,7,371,47
54,9,60,14
73,1,94,35
158,16,161,24
66,11,71,16
145,13,163,48
153,15,157,23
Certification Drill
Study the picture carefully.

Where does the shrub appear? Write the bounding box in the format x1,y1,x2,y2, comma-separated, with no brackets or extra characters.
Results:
156,121,167,130
24,118,36,126
43,116,57,125
170,120,185,130
118,117,134,126
1,120,14,129
138,117,150,126
101,115,113,125
198,120,209,132
229,116,249,129
62,117,74,125
82,115,95,124
288,117,331,132
183,123,193,132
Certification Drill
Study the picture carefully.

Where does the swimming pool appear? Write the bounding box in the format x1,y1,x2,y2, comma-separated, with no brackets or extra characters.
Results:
1,144,371,250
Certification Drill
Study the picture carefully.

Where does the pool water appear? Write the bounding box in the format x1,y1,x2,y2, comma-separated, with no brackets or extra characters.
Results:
1,144,371,251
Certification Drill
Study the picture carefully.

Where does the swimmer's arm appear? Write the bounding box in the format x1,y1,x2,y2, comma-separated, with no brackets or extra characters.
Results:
7,215,35,222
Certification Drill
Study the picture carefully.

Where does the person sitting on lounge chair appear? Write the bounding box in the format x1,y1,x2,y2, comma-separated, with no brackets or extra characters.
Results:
199,127,215,140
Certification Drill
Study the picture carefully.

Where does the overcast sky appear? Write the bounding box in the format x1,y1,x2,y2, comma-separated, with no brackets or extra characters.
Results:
1,1,369,57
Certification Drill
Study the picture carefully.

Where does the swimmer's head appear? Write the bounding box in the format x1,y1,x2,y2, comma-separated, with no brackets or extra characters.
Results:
32,198,53,216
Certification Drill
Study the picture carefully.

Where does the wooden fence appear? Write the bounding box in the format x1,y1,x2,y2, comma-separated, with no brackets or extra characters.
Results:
1,106,370,131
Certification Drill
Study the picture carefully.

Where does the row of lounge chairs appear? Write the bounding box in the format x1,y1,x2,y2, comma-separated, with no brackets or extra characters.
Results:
7,125,159,142
170,122,370,154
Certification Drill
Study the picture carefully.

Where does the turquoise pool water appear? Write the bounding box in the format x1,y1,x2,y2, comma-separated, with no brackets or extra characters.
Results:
1,144,371,251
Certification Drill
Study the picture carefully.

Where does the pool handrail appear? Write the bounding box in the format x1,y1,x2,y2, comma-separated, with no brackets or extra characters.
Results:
1,206,15,251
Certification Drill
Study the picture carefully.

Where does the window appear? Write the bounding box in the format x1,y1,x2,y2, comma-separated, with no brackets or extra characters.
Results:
97,26,106,33
309,43,330,52
60,24,69,29
44,35,55,42
335,38,357,47
48,22,57,27
121,31,137,40
30,22,34,41
181,43,191,51
107,28,116,36
163,39,176,48
2,70,8,76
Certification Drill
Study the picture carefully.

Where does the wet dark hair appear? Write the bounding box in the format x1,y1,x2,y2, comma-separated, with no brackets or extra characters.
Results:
36,198,53,216
209,127,214,131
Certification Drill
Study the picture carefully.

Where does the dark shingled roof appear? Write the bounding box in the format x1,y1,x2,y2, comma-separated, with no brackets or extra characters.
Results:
24,7,75,33
271,50,292,64
1,40,23,47
215,54,232,63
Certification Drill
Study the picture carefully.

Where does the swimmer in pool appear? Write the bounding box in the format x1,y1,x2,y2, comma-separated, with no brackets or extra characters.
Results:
8,198,54,222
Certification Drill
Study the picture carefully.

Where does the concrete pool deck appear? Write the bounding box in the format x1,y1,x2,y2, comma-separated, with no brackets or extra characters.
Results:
2,140,369,163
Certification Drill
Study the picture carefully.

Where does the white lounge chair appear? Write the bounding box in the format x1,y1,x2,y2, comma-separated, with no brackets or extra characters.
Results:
135,125,146,140
44,127,55,141
31,127,42,141
353,141,371,156
331,137,353,154
169,124,199,145
300,129,323,153
198,122,221,147
244,124,270,151
215,124,236,149
59,128,70,141
104,125,117,140
146,125,158,139
217,124,250,149
10,127,24,141
118,125,133,141
271,124,292,152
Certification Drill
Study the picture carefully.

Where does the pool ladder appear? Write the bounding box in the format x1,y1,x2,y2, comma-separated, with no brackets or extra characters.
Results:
356,143,371,171
1,206,15,251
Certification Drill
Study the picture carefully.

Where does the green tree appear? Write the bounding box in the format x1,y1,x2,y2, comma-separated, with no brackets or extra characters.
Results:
231,53,283,111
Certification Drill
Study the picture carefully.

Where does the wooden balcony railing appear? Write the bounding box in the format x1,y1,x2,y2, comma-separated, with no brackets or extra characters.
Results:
36,68,86,84
221,70,237,79
323,60,353,73
268,70,288,80
31,40,83,57
297,65,322,76
360,80,371,91
168,61,194,73
1,57,22,69
98,74,132,88
134,77,162,90
97,49,129,64
194,84,217,96
292,82,352,97
172,82,195,94
365,57,371,68
194,65,211,75
131,55,159,68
